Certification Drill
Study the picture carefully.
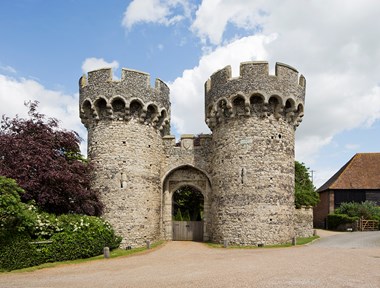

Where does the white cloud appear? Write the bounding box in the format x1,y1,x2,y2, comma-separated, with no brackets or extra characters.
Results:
122,0,193,29
0,65,17,74
81,58,119,74
261,1,380,167
168,0,380,186
169,34,275,135
0,75,87,154
191,0,267,45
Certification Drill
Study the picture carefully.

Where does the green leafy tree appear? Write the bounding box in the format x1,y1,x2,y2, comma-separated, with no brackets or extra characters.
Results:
0,176,34,235
295,161,319,208
172,186,204,221
182,210,191,221
0,101,103,215
174,208,183,221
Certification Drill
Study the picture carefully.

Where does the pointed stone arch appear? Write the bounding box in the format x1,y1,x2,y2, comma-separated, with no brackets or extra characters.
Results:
161,165,212,241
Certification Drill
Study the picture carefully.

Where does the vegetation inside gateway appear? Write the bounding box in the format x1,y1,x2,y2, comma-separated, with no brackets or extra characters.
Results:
172,186,204,221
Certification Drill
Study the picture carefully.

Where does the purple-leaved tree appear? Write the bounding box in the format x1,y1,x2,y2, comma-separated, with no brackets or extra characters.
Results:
0,101,103,216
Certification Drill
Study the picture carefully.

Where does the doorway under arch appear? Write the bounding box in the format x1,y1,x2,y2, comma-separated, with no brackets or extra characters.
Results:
172,185,204,241
161,165,212,241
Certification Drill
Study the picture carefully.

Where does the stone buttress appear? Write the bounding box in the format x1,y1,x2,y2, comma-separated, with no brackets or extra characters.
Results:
205,62,305,245
79,68,170,247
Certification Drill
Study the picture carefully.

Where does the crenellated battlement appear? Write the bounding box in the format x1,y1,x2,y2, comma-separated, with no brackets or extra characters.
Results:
81,68,169,92
205,62,305,94
205,62,306,130
79,67,171,134
80,67,170,109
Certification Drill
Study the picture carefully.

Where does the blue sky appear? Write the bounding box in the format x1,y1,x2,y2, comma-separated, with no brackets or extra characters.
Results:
1,0,380,188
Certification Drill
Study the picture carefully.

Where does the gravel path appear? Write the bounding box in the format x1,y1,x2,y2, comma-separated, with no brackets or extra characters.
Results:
1,231,379,288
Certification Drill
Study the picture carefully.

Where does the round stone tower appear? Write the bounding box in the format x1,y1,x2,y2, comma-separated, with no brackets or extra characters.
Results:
79,68,170,247
205,62,306,245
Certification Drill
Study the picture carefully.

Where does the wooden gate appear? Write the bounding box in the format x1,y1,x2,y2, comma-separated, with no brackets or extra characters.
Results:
172,221,204,241
359,218,379,231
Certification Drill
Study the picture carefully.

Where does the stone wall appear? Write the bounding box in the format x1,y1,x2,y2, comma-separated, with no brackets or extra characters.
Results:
294,207,314,238
88,119,163,247
210,116,296,245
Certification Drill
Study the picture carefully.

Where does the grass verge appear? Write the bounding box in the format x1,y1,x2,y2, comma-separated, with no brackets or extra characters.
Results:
3,240,165,274
206,235,320,249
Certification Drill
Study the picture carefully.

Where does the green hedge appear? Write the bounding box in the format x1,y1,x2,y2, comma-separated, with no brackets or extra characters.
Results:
0,233,42,271
327,213,358,230
0,215,121,271
46,225,121,262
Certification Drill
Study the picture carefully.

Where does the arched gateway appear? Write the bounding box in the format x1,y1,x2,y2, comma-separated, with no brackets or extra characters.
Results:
162,165,211,242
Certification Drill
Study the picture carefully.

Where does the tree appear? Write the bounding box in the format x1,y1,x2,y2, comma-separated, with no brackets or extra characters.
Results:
0,101,103,216
294,161,319,208
172,186,204,221
0,176,34,235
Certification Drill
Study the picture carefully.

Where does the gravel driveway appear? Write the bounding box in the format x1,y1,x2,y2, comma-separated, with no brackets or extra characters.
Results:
1,231,379,288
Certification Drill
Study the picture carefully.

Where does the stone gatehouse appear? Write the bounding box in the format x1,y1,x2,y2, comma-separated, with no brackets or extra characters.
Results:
79,61,313,247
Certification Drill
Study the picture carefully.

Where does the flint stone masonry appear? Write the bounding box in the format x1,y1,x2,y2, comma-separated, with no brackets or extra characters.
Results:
294,207,314,238
79,61,313,247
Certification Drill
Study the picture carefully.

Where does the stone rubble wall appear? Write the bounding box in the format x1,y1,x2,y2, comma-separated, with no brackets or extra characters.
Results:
294,207,314,238
87,119,163,248
210,116,296,245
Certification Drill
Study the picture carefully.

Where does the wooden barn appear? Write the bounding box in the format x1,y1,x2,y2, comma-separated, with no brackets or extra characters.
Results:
313,153,380,228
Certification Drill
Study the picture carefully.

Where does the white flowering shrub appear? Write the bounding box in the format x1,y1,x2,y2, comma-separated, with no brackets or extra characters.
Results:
1,204,121,271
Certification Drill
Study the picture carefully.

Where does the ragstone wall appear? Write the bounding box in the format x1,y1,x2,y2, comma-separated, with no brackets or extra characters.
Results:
294,207,314,238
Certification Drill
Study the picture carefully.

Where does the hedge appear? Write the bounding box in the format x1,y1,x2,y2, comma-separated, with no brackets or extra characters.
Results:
327,213,358,230
0,215,121,271
0,233,43,271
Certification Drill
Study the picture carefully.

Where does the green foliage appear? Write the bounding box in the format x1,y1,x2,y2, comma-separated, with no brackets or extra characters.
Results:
45,216,121,262
0,176,35,236
294,161,319,208
0,232,42,271
335,201,380,220
182,210,191,221
172,186,204,221
174,208,183,221
327,213,358,230
0,211,122,271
